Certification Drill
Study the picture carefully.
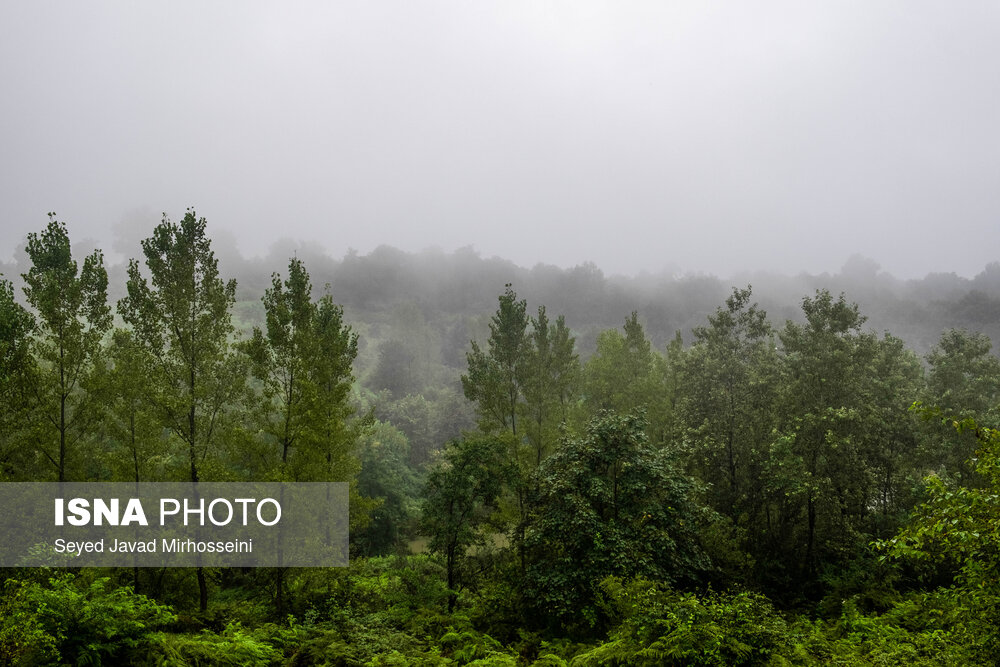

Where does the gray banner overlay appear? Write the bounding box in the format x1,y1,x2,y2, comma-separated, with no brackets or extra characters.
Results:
0,483,348,567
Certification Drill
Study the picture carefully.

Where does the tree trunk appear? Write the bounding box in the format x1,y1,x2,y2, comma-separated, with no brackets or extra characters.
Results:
197,567,208,611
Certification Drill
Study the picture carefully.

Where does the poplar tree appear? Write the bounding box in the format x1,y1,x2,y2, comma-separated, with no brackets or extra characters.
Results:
244,257,319,471
244,261,362,614
311,290,362,483
242,268,362,488
101,329,162,484
461,284,529,436
461,285,530,567
520,306,579,468
118,209,243,610
461,286,581,572
22,215,111,482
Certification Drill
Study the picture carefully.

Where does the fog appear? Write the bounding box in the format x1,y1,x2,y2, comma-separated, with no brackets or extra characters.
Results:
2,2,998,279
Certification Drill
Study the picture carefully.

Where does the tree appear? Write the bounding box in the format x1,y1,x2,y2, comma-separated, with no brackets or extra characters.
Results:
525,411,711,633
310,291,362,483
766,289,923,595
679,286,778,528
422,435,508,612
461,284,529,436
99,329,164,484
768,290,875,587
923,329,1000,484
370,338,419,396
244,257,320,470
584,312,660,416
864,334,925,536
242,260,363,613
520,306,580,470
354,421,420,556
368,301,441,396
461,285,531,569
0,277,35,480
881,411,1000,662
21,214,111,482
118,209,244,610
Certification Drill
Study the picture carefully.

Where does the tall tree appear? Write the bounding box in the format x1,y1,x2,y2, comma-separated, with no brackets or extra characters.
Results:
118,209,243,610
0,277,36,480
244,257,319,470
865,333,924,535
520,306,580,469
461,284,529,436
679,286,778,523
21,215,111,482
461,285,531,568
311,290,362,483
244,263,363,614
768,289,922,593
100,329,163,484
772,290,873,584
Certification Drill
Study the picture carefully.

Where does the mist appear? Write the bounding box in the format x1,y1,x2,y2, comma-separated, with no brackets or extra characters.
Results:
3,2,999,280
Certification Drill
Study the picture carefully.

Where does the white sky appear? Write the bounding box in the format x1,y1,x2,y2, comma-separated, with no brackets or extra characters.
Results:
2,1,998,278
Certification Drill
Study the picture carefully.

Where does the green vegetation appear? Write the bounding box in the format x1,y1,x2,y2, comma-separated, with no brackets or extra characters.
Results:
3,212,1000,664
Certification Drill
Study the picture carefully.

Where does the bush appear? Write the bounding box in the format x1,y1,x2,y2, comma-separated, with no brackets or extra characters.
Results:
0,574,175,665
130,622,280,666
571,578,791,666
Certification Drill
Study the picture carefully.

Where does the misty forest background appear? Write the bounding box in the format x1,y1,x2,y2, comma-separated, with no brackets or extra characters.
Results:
4,211,1000,665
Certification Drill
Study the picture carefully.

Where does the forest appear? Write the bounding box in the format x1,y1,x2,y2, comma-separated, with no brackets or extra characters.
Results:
3,210,1000,665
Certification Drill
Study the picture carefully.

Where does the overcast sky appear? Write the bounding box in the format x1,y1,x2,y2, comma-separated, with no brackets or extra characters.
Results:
1,2,998,279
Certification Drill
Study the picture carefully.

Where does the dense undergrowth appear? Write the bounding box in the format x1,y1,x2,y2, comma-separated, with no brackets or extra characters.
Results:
0,558,987,665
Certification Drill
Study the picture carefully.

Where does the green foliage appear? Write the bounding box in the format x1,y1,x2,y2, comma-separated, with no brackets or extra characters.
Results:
374,387,475,466
118,209,244,486
130,622,281,667
880,410,1000,661
312,291,366,488
462,284,530,436
0,574,175,665
243,256,322,470
118,209,248,611
821,597,970,666
676,286,778,584
0,276,36,480
355,421,421,555
242,256,363,486
525,412,712,632
6,216,1000,665
423,436,510,610
439,628,516,665
98,328,167,483
572,578,790,666
21,213,112,481
520,306,580,468
0,277,35,382
461,285,582,581
923,329,1000,483
760,290,924,597
583,313,660,416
